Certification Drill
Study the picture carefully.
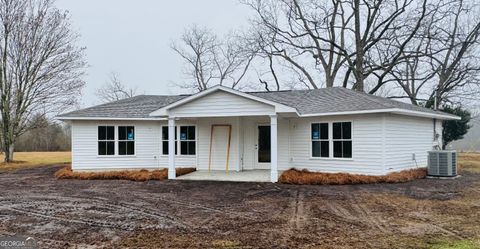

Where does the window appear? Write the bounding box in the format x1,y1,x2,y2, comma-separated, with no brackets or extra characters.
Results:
161,126,196,155
118,126,135,155
98,126,115,155
333,122,352,158
180,126,196,155
162,126,177,155
311,123,329,158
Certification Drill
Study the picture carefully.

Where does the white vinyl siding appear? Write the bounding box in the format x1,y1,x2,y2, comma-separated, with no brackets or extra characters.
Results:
70,113,438,176
288,115,385,175
168,91,275,117
384,114,435,172
71,120,196,171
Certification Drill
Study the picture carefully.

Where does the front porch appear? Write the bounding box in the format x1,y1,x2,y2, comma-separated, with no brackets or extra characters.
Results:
149,86,299,183
166,115,280,182
176,170,271,182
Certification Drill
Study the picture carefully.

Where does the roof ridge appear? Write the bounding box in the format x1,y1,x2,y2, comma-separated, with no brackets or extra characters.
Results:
356,90,432,110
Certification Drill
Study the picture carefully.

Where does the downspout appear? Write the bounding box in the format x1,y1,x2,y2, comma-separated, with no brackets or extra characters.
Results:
432,90,441,150
382,114,388,174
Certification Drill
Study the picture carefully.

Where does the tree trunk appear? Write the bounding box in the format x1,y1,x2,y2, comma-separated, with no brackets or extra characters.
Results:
325,74,334,88
3,144,14,163
353,0,365,92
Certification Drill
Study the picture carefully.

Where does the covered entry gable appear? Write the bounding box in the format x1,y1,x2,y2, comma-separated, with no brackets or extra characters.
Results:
149,86,298,118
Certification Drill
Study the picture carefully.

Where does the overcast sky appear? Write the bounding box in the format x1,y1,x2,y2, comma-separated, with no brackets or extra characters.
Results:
55,0,252,107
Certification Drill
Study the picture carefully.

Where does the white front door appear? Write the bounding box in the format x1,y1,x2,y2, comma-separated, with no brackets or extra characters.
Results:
255,125,271,169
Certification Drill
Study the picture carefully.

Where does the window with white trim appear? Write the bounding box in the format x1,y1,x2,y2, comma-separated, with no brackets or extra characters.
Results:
180,126,196,155
162,126,177,155
332,122,352,158
311,123,329,158
98,126,115,155
118,126,135,155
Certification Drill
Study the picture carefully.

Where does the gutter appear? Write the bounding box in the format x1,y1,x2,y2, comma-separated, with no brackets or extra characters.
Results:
57,108,460,121
299,108,460,120
56,116,167,121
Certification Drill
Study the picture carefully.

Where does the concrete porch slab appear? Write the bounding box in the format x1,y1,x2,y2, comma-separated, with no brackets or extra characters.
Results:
176,170,271,182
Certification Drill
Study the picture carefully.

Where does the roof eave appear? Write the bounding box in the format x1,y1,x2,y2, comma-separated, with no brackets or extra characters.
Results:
56,116,167,121
391,109,460,120
299,108,460,120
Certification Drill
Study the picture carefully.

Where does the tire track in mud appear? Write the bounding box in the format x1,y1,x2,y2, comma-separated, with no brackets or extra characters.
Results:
324,202,358,223
321,192,390,233
0,196,188,231
152,195,260,221
279,189,308,245
0,194,260,232
5,207,140,231
360,192,465,240
346,193,390,233
289,189,306,230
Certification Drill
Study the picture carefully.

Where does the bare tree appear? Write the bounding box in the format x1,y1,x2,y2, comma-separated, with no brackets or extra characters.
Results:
245,0,348,89
0,0,86,162
15,114,71,152
96,72,138,103
171,25,255,92
244,0,427,92
386,0,480,108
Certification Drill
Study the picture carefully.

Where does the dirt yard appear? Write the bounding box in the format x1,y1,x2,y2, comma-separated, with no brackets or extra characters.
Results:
0,154,479,248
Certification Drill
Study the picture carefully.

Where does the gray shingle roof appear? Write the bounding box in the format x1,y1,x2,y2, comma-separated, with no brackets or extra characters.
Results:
249,87,451,116
58,95,188,119
58,87,456,119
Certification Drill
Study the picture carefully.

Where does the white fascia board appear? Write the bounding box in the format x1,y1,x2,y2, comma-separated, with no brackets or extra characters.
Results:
149,85,298,117
56,116,167,121
391,109,461,120
299,108,460,120
299,109,399,117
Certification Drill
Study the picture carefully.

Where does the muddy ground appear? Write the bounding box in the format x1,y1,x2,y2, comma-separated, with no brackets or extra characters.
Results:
0,165,479,249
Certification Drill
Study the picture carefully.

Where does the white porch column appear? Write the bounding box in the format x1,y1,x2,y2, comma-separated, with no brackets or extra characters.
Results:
168,117,176,179
270,114,278,183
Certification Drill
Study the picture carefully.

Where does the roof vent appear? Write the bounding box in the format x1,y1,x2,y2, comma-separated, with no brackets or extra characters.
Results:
428,151,457,177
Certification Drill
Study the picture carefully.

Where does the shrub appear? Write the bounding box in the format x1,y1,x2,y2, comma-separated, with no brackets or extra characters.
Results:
55,166,195,181
278,168,427,185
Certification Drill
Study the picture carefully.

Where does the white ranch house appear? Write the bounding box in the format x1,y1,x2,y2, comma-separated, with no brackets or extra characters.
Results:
58,86,459,182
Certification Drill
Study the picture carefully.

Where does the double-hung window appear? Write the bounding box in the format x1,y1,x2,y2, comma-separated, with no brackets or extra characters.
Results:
162,126,177,155
98,126,115,155
118,126,135,155
311,122,352,158
311,123,329,158
161,126,196,155
333,122,352,158
180,126,196,155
